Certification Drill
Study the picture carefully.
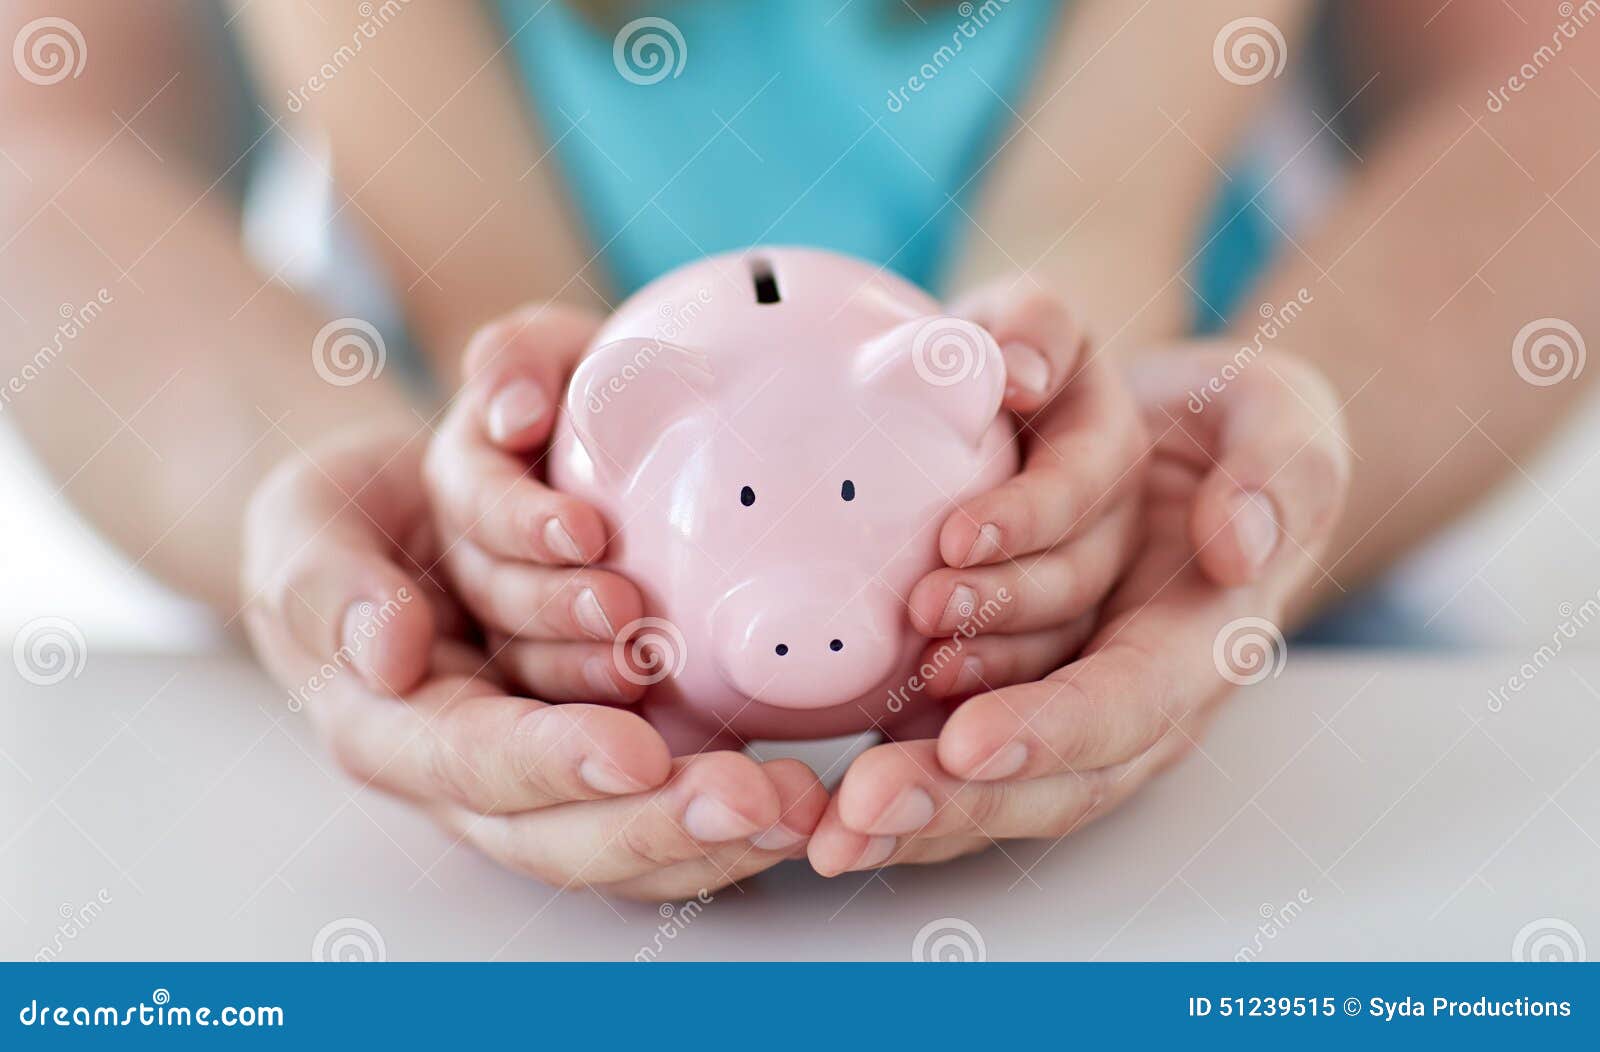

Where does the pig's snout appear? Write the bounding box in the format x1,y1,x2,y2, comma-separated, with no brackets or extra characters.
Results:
710,568,902,710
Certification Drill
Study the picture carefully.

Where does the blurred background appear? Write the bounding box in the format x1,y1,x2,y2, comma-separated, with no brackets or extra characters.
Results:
4,76,1599,657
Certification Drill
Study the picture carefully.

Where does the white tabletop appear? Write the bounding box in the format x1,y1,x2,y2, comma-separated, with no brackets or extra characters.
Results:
3,650,1597,962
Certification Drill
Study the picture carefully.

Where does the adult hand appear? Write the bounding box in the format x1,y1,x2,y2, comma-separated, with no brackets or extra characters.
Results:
241,426,825,900
808,345,1350,875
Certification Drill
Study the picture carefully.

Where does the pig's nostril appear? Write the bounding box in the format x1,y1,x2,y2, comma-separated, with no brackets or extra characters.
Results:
774,643,789,656
829,639,844,652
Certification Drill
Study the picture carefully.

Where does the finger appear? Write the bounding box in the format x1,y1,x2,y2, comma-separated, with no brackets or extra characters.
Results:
938,357,1145,567
746,757,830,853
1130,351,1348,587
807,791,892,878
832,739,1121,843
428,638,504,683
443,539,638,642
948,282,1087,413
480,751,783,886
601,758,828,900
937,630,1200,782
249,445,438,695
809,746,990,877
275,543,435,696
807,824,991,877
913,616,1096,700
492,637,646,704
1191,362,1349,586
425,409,614,566
880,835,991,868
459,303,601,451
910,502,1137,637
601,849,791,903
321,679,672,813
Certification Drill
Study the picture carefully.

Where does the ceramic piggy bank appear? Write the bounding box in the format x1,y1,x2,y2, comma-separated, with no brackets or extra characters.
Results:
549,247,1018,752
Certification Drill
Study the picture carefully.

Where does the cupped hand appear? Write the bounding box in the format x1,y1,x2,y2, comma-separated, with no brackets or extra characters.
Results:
242,425,825,900
903,281,1148,714
809,345,1350,875
422,303,651,706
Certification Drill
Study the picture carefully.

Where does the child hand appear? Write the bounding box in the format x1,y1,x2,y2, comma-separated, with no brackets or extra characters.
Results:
422,304,648,704
903,282,1148,706
808,344,1349,876
808,281,1149,874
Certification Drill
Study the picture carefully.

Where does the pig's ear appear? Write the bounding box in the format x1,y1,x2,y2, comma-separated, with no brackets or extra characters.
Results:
565,338,714,479
853,317,1005,445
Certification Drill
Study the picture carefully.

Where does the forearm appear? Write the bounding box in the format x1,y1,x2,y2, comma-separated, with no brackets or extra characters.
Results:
0,131,416,611
953,0,1310,350
1243,78,1600,618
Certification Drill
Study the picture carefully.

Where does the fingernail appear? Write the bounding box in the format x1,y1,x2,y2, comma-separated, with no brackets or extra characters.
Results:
1003,342,1049,397
579,756,646,795
941,584,978,631
972,741,1028,780
583,655,619,699
749,824,805,851
340,601,375,677
573,587,616,641
486,379,548,444
849,835,897,871
951,656,984,694
871,788,934,835
543,517,585,563
960,523,1002,567
683,796,760,842
1231,491,1280,573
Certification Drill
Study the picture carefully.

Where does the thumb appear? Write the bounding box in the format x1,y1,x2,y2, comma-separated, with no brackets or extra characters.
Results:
246,434,439,697
276,538,436,696
1188,360,1349,588
460,303,604,453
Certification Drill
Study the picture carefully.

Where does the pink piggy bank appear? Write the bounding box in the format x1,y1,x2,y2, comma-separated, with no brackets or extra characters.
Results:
549,247,1018,753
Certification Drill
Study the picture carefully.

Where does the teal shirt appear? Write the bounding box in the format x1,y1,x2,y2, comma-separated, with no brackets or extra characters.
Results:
495,3,1422,644
498,0,1273,324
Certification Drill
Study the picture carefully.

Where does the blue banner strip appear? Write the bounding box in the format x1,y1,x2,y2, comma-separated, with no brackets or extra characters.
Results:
4,963,1597,1047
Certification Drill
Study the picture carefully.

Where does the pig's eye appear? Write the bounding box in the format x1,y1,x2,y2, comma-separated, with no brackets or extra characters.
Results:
740,485,756,507
841,479,855,502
